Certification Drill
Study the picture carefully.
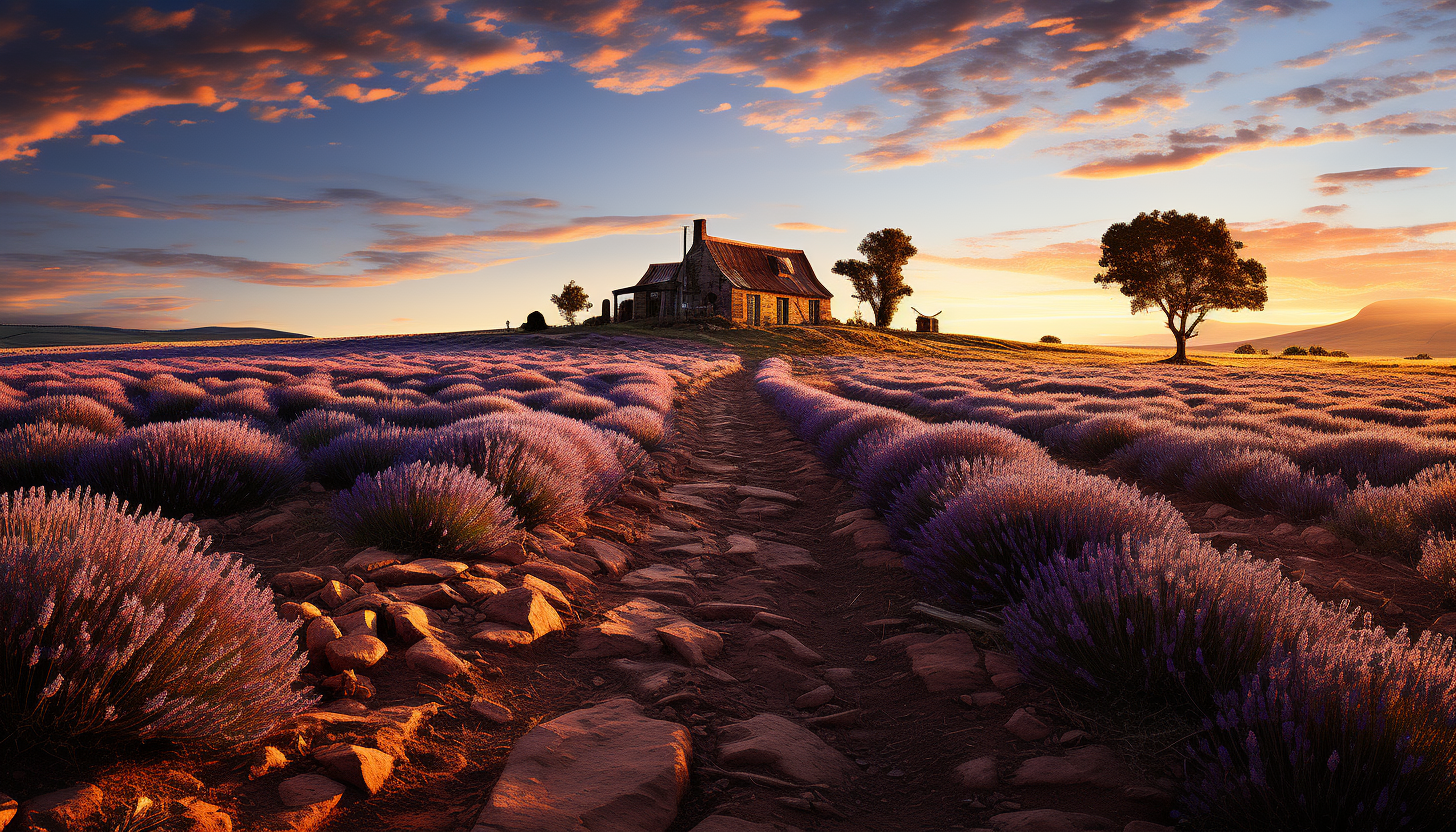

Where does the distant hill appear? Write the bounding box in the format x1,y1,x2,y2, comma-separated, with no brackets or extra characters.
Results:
0,324,310,349
1205,299,1456,357
1101,319,1307,348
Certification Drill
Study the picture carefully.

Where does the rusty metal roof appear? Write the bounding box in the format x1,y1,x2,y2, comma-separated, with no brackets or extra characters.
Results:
634,262,679,287
702,236,832,299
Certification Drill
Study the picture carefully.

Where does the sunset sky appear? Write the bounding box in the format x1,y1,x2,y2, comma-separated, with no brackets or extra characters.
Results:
1,0,1452,343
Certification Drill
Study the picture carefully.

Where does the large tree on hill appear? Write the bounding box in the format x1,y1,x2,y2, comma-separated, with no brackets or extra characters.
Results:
550,280,590,325
833,228,918,328
1096,210,1268,364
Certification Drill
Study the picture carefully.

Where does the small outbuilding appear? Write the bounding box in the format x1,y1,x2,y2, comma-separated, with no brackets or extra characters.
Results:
612,219,832,325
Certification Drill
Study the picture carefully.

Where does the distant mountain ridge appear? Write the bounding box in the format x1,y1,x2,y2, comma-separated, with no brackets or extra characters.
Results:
0,324,310,349
1205,298,1456,357
1102,319,1308,348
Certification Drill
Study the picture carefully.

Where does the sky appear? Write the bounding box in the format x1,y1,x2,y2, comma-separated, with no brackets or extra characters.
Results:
0,0,1453,344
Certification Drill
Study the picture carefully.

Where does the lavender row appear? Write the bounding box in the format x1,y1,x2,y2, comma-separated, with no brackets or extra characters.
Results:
756,357,1456,830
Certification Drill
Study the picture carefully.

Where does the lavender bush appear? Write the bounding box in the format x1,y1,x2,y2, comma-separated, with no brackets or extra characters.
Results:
308,424,426,488
855,422,1049,508
418,419,587,529
332,461,518,554
0,423,107,493
0,488,310,746
82,419,303,516
1335,462,1456,559
1185,627,1456,831
21,395,125,435
1417,533,1456,601
592,405,667,450
281,409,365,455
907,460,1190,607
1005,537,1354,713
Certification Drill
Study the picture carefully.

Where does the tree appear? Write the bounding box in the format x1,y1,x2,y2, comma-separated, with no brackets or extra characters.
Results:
832,228,918,328
522,311,547,331
550,280,590,325
1095,210,1267,364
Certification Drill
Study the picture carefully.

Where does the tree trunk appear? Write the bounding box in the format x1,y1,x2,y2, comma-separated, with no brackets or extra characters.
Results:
1171,332,1188,363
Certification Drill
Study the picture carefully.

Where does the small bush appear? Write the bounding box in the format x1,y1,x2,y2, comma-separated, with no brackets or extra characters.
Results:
1185,626,1456,831
1006,537,1353,714
1418,533,1456,601
856,421,1048,508
1259,348,1270,355
1040,335,1062,344
270,383,343,421
907,459,1190,607
22,395,125,435
307,424,426,489
592,406,667,450
1309,345,1330,357
816,409,922,473
332,461,518,554
82,419,303,516
1234,344,1257,355
545,390,616,421
281,409,365,456
1283,345,1309,356
1330,350,1349,358
522,311,548,331
1408,353,1434,360
417,420,587,528
0,488,310,746
884,456,1002,541
0,423,107,492
1043,414,1152,463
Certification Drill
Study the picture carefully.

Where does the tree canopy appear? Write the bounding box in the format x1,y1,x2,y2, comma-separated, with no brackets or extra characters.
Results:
1095,210,1268,363
550,280,590,326
832,228,917,328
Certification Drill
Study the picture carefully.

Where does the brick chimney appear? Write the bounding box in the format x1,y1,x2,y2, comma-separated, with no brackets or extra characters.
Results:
693,218,707,244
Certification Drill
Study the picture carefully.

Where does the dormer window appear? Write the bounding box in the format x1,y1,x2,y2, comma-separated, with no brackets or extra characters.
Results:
773,255,794,276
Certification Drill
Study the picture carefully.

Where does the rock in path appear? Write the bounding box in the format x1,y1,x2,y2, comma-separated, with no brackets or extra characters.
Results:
19,784,103,831
987,809,1118,831
1012,746,1134,789
717,714,856,786
314,744,395,796
471,698,690,832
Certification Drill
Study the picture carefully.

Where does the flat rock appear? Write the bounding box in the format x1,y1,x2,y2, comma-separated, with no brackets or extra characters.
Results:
795,685,835,709
1203,504,1232,520
470,696,513,723
325,634,387,672
486,541,529,565
834,508,877,524
19,784,103,830
515,561,595,597
657,542,708,556
406,637,471,676
318,580,358,609
343,547,402,574
334,592,392,615
905,633,988,693
471,698,690,832
954,756,999,790
278,774,347,808
272,570,325,595
717,714,855,786
384,602,435,644
0,793,16,831
314,744,395,796
1012,746,1133,789
521,574,572,610
334,609,377,637
622,564,701,599
752,542,820,572
724,534,759,555
305,616,343,654
482,587,563,638
371,558,468,586
734,484,801,503
987,810,1117,831
751,629,825,665
649,526,700,545
386,583,467,609
576,538,632,576
737,498,793,519
576,598,687,658
656,621,724,666
456,577,508,605
1005,708,1053,742
472,622,541,648
542,544,602,575
662,492,717,512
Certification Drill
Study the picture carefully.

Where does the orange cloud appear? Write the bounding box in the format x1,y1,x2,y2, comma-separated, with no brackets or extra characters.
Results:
88,134,123,146
1060,122,1356,178
329,84,401,103
1312,166,1436,195
938,117,1037,150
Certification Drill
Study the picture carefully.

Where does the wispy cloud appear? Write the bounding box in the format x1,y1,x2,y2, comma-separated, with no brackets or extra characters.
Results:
774,222,844,232
1313,166,1437,195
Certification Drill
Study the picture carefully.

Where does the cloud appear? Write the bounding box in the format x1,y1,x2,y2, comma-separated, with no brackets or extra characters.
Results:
88,134,123,146
1060,121,1356,178
1312,166,1437,195
1303,204,1349,215
1069,48,1210,87
1275,29,1406,70
939,117,1039,150
330,84,402,103
1256,68,1456,114
701,103,732,113
1057,84,1188,130
774,222,844,232
0,2,557,161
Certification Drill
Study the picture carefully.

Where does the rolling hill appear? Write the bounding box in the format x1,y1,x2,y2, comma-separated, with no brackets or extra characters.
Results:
0,324,310,349
1101,319,1308,348
1205,298,1456,357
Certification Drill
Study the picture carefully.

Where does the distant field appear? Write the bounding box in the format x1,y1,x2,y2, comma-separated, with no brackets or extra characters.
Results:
0,323,310,348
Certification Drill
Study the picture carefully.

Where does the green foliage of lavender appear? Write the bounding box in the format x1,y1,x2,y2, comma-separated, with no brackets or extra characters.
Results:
332,461,518,554
0,488,310,747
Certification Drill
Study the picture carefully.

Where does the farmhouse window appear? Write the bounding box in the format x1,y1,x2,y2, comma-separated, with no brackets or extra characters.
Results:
808,299,820,323
776,297,790,324
746,294,761,325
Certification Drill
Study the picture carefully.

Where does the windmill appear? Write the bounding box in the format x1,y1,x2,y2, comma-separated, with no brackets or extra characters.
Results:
912,307,941,333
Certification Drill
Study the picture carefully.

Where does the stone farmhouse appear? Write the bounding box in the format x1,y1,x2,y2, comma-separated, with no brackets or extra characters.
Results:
612,219,832,325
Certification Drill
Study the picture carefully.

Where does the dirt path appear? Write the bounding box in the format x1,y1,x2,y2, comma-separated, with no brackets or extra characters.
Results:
628,365,1172,831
